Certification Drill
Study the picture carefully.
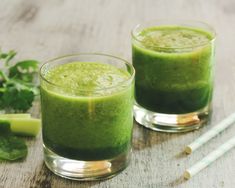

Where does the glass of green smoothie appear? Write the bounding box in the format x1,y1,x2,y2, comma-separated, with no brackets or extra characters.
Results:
132,20,215,132
40,53,135,180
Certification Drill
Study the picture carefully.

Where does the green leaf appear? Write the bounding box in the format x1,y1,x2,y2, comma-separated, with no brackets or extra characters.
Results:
1,81,35,112
0,53,8,59
9,60,39,82
10,78,39,95
0,71,4,86
5,50,17,65
0,71,3,79
0,136,27,160
0,122,27,160
0,50,17,66
0,70,9,84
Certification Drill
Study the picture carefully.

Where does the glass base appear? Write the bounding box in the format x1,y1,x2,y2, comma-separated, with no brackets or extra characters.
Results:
134,103,211,133
43,146,130,181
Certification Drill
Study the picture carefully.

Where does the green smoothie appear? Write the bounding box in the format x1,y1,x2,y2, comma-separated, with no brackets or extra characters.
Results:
40,62,134,160
132,26,215,114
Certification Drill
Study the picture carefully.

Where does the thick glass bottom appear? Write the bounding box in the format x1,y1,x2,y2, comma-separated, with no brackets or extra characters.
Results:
134,103,211,133
43,145,131,181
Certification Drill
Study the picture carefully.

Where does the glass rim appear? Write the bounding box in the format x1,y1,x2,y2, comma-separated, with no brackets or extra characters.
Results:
40,53,135,92
131,19,216,50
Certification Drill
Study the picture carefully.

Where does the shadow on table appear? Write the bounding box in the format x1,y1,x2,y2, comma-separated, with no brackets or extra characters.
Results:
132,120,189,151
30,162,101,188
168,176,188,187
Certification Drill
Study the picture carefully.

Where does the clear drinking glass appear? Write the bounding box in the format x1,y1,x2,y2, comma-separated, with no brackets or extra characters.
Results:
132,20,216,132
40,53,135,180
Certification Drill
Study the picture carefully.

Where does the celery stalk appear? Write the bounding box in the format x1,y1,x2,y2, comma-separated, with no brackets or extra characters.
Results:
0,114,31,119
0,118,41,137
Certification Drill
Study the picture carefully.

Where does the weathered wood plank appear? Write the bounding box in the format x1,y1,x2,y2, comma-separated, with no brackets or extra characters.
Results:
0,0,234,187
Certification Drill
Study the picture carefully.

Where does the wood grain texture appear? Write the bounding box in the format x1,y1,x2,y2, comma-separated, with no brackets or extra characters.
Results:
0,0,235,187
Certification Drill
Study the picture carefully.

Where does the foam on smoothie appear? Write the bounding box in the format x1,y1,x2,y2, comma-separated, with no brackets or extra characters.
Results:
45,62,130,96
137,26,213,50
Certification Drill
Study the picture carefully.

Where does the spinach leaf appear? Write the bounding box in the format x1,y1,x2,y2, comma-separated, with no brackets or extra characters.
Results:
0,121,27,160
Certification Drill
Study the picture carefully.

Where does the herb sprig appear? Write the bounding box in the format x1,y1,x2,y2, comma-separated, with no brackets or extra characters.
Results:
0,50,39,112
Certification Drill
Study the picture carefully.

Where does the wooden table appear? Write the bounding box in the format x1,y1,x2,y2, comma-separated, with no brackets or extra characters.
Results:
0,0,235,187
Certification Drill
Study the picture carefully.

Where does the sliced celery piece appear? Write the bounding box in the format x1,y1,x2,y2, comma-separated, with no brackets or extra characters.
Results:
0,118,41,137
0,114,31,119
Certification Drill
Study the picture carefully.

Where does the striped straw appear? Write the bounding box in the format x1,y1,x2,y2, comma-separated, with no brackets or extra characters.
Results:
185,113,235,154
184,135,235,179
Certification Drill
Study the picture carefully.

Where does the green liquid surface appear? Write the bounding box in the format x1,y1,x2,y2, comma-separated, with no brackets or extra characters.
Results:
41,62,133,160
132,26,215,114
